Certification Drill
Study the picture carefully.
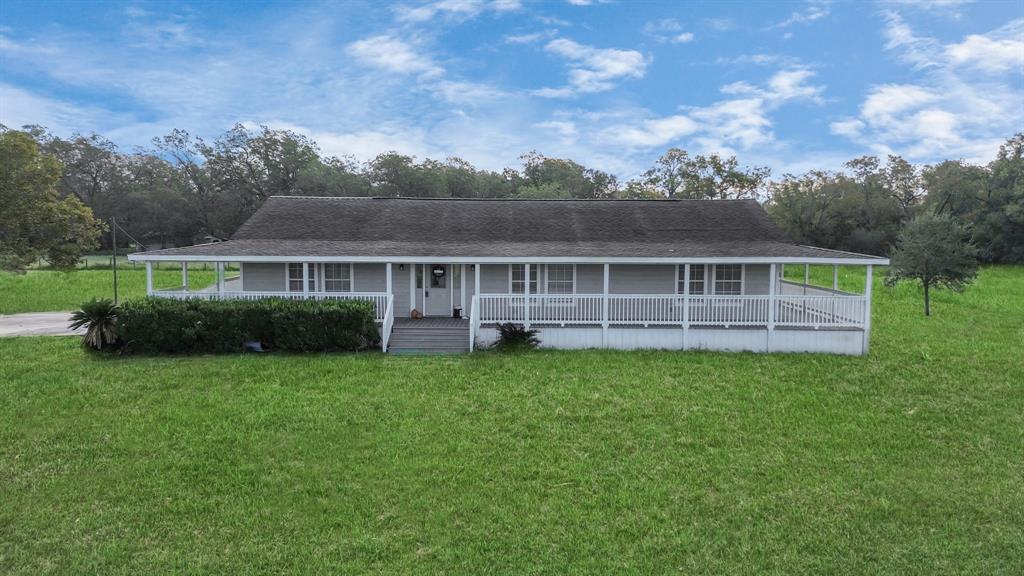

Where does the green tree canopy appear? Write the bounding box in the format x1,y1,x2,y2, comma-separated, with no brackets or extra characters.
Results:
885,213,978,316
0,129,104,271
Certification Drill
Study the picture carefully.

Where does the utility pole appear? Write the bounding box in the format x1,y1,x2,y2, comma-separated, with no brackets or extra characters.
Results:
111,217,119,304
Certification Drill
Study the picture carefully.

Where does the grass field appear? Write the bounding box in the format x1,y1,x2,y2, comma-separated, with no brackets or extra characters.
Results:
1,267,1022,574
0,268,218,314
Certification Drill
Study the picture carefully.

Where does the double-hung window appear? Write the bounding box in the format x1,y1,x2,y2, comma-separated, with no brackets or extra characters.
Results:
546,264,575,295
287,263,317,292
323,263,353,292
510,264,538,294
677,265,706,295
713,264,743,295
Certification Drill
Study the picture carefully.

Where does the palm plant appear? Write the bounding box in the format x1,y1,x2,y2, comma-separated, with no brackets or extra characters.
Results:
69,298,120,350
492,322,540,351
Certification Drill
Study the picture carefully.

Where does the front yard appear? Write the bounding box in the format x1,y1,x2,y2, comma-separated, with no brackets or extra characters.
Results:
1,267,1022,574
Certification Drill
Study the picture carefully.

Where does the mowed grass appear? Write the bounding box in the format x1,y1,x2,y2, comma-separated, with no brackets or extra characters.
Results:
0,267,218,314
1,268,1022,574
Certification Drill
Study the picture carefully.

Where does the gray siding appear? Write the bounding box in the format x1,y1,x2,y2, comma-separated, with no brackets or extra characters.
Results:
394,264,413,316
744,264,771,295
609,264,675,294
480,264,508,293
242,263,285,291
575,264,603,293
353,263,386,292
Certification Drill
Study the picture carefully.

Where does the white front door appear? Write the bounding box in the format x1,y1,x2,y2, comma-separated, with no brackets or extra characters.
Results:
424,264,451,316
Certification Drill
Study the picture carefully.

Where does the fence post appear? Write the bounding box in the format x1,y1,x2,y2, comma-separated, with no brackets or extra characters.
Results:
602,263,609,347
863,265,873,354
524,263,531,330
145,261,153,296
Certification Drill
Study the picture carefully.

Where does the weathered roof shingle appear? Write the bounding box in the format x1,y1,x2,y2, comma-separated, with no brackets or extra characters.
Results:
131,197,886,261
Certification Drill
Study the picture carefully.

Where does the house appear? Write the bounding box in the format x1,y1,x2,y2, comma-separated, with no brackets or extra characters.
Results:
127,196,889,355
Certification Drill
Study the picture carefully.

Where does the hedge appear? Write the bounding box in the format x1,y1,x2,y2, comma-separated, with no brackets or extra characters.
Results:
117,297,379,354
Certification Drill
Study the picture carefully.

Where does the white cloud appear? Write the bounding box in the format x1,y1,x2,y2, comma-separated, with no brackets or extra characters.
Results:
643,19,695,43
394,0,519,22
609,115,699,147
504,30,556,44
832,14,1023,163
346,35,443,76
945,19,1024,73
535,38,648,97
770,0,831,29
599,68,823,152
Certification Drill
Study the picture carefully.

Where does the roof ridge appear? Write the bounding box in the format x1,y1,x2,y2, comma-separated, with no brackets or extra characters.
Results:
267,195,759,203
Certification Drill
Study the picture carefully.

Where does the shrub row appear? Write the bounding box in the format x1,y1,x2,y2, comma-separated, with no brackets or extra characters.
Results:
117,297,379,354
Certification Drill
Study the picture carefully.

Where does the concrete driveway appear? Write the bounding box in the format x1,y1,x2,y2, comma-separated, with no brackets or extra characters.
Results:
0,312,82,337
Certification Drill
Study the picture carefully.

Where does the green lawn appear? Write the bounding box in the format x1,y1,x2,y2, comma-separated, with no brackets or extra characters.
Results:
0,268,218,314
1,267,1022,574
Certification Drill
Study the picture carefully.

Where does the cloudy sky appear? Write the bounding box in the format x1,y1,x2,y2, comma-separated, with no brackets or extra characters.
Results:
1,0,1021,177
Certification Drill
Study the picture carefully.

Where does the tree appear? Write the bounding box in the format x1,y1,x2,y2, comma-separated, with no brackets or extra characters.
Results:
642,148,770,199
0,129,103,271
885,213,978,316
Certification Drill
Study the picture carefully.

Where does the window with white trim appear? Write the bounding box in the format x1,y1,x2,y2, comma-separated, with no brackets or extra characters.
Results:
714,264,743,295
323,263,352,292
546,264,575,294
287,263,317,292
678,265,706,295
510,264,538,294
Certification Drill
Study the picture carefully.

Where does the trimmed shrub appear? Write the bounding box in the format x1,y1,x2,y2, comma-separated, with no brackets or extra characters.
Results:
117,297,379,355
492,322,540,352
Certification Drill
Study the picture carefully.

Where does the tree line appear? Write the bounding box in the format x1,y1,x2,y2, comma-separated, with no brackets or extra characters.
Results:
1,123,1021,272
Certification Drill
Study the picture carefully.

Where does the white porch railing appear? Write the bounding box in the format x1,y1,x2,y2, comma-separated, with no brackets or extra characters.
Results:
472,293,867,330
380,294,395,351
151,290,390,322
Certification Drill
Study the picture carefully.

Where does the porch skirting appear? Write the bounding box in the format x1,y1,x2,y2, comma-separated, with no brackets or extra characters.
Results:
473,325,867,356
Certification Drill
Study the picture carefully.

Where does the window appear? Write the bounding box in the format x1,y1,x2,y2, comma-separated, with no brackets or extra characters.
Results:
714,264,743,295
323,263,352,292
510,264,538,294
678,265,706,295
287,263,317,292
546,264,575,294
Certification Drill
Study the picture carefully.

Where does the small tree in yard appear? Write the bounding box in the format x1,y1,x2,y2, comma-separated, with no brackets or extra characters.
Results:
886,213,978,316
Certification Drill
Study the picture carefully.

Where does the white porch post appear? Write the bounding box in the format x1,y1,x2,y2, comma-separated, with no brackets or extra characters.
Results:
301,262,308,298
216,262,225,295
523,263,531,329
602,263,610,346
460,264,466,315
181,262,189,290
803,263,810,295
767,263,776,346
145,262,153,295
474,264,480,296
833,265,839,292
386,262,392,295
682,263,690,350
408,263,416,313
863,265,874,354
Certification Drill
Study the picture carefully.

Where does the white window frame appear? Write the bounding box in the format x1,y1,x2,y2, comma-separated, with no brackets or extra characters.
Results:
545,263,576,295
713,263,744,296
287,262,318,292
677,264,709,296
323,262,353,293
508,264,539,294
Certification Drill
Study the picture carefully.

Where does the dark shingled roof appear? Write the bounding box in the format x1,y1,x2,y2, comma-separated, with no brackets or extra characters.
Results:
131,197,886,261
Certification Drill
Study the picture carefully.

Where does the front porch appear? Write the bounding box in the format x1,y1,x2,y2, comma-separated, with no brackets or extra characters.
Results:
139,259,877,355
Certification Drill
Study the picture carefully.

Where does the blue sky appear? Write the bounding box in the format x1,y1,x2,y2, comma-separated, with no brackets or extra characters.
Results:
1,0,1021,178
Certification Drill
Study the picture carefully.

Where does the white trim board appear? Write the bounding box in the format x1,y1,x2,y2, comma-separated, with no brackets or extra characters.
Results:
129,254,889,266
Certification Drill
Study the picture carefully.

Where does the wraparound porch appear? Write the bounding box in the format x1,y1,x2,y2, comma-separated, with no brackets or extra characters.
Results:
139,259,877,355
